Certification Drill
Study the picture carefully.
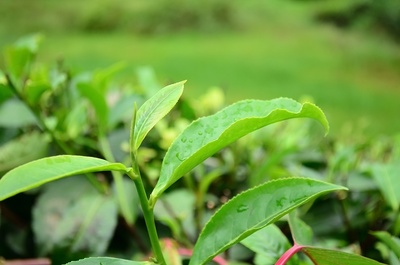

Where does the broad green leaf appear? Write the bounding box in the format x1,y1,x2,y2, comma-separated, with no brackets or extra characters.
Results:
371,162,400,211
0,132,48,173
0,155,127,201
288,212,313,246
0,99,37,128
151,98,329,201
372,231,400,259
65,257,153,265
33,177,118,256
302,246,386,265
189,178,345,265
132,81,185,151
77,83,109,131
241,224,297,265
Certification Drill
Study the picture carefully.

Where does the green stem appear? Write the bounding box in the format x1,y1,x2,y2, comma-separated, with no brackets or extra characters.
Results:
127,166,166,265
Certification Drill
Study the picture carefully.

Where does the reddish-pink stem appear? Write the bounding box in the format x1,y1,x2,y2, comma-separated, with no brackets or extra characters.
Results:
275,243,304,265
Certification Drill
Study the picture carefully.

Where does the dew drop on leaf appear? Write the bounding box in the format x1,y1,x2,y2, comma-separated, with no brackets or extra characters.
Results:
181,137,187,143
176,153,186,161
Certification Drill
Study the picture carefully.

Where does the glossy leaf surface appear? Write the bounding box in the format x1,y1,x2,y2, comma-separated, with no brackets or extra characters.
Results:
65,257,153,265
0,155,127,200
132,81,185,151
152,98,329,200
302,246,386,265
189,178,345,265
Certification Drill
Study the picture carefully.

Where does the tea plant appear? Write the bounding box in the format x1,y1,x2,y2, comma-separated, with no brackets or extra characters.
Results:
0,35,390,264
0,88,387,264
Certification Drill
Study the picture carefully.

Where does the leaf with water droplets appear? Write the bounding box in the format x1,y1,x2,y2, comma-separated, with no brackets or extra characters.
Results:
151,98,329,201
0,155,127,201
189,178,346,265
132,81,185,151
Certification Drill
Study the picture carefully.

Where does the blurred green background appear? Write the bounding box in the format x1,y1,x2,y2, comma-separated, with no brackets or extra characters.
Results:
1,0,399,135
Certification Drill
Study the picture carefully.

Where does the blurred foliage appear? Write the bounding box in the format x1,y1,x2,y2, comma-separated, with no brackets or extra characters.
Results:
0,35,399,264
0,0,399,40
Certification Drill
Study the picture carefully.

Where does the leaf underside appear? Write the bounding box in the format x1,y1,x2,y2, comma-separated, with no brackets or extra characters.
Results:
152,98,329,200
302,247,386,265
189,178,346,265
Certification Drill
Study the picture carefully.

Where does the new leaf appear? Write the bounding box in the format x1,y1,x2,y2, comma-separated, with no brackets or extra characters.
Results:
132,81,185,151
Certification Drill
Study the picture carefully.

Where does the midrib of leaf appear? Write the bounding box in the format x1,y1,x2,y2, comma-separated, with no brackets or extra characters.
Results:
151,99,329,201
134,81,185,150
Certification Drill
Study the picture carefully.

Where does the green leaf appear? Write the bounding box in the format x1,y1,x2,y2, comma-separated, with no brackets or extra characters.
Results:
0,155,127,201
33,177,118,256
77,83,109,131
65,257,153,265
189,178,345,265
0,132,48,173
151,98,329,201
137,66,161,98
0,99,37,128
154,189,196,240
302,246,386,265
241,224,297,265
288,212,313,246
372,231,400,259
132,81,185,151
371,162,400,211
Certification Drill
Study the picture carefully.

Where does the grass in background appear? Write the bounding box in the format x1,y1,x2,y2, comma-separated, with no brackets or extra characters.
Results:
0,0,399,135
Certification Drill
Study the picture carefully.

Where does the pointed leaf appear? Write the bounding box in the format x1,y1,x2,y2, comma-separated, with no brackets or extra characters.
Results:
371,162,400,211
0,155,127,200
151,98,329,200
372,231,400,259
189,178,345,265
302,246,386,265
288,212,313,246
65,257,153,265
132,81,185,151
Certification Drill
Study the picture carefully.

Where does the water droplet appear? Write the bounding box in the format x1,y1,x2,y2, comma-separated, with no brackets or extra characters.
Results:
176,153,186,161
236,204,249,213
181,137,187,143
198,131,203,136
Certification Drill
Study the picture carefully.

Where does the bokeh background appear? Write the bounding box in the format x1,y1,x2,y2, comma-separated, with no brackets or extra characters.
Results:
1,0,399,135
